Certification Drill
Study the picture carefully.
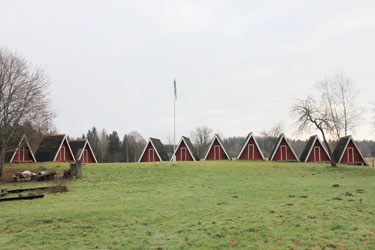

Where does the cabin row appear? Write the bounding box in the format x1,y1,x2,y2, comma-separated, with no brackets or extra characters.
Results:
5,134,97,164
139,133,367,165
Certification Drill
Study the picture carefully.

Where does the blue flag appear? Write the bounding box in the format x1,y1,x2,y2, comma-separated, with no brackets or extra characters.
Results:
174,79,177,100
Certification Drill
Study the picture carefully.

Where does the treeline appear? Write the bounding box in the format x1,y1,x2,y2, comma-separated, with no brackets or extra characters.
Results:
78,127,147,163
71,126,375,163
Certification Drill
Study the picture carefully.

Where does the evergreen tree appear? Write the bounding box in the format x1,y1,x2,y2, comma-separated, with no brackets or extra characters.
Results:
108,131,121,162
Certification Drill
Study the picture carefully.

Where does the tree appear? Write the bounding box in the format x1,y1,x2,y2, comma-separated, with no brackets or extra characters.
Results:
86,126,99,156
0,49,54,176
122,131,146,162
292,96,338,166
108,131,121,162
190,126,213,159
292,73,362,167
260,123,283,157
96,129,109,163
317,72,361,138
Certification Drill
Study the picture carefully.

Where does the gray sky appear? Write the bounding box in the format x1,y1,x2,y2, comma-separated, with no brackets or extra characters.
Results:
1,0,375,142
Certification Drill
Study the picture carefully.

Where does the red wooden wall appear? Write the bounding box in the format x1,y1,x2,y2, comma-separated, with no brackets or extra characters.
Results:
81,145,96,163
306,141,330,162
272,139,298,161
55,140,74,162
205,139,229,160
175,140,193,161
139,143,160,162
11,146,35,163
339,140,365,165
238,137,263,160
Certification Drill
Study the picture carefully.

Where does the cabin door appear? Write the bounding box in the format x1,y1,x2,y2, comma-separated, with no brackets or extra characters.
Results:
60,146,66,161
84,149,88,163
347,147,354,163
214,145,221,160
314,147,321,162
149,149,154,162
280,145,287,161
181,147,187,161
248,144,254,160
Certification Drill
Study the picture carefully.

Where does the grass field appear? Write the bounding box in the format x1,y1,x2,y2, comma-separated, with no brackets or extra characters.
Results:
1,161,375,249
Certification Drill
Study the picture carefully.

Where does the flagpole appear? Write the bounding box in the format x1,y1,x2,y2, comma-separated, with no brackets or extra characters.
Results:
173,79,176,165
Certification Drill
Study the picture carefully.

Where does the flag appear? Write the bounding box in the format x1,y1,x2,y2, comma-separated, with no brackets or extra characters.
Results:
174,79,177,100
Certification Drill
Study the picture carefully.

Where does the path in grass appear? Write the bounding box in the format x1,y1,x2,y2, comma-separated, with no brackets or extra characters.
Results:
1,161,375,249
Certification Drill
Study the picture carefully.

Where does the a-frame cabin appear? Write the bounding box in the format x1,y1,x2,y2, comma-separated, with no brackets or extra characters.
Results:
138,137,169,162
69,139,98,163
333,136,367,165
7,135,36,163
269,134,299,162
237,132,265,160
300,135,331,162
171,136,200,161
204,134,231,161
35,134,75,162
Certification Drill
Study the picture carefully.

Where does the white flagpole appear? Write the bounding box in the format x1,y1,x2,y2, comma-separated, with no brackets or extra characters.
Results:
173,79,176,165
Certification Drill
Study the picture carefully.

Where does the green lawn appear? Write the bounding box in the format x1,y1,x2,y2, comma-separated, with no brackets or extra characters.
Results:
1,161,375,249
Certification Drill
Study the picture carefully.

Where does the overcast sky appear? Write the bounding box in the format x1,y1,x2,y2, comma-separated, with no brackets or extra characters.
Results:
1,1,374,142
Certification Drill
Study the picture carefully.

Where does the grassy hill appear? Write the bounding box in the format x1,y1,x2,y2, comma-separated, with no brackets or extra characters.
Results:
1,161,375,249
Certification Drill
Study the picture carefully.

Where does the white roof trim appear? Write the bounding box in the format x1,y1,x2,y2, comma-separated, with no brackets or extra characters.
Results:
236,132,265,160
204,134,231,160
304,136,331,162
171,136,197,161
269,134,299,161
138,138,163,162
9,135,37,163
52,135,76,162
76,140,98,163
338,136,367,165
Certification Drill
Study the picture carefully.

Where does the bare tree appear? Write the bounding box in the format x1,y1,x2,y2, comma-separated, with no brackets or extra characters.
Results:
0,49,54,176
317,72,361,138
190,126,213,159
261,122,283,143
123,131,146,162
96,129,109,163
291,96,337,166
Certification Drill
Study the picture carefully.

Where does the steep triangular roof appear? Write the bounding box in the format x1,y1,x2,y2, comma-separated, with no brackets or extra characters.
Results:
237,132,265,160
300,135,331,162
35,134,75,162
333,136,367,165
138,137,169,162
69,139,98,163
8,135,36,163
171,136,200,161
204,134,232,160
269,134,299,161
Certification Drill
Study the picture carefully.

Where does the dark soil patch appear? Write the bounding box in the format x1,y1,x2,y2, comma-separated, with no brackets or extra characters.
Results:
332,197,342,201
332,184,340,187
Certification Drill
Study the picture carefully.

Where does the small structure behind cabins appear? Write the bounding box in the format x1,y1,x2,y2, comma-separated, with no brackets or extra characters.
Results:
69,139,98,163
333,136,367,165
237,132,265,160
269,134,299,162
204,134,232,161
300,135,331,162
35,134,75,162
138,137,169,162
6,135,36,163
171,136,200,161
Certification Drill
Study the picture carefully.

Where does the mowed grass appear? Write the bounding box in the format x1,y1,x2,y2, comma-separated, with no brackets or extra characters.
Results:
1,161,375,250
